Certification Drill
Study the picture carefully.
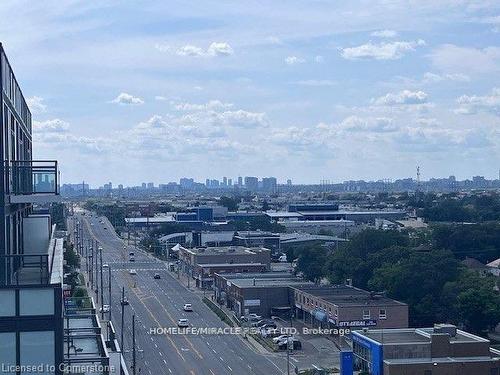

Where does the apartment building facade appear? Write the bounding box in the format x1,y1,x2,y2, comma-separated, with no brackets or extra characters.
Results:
0,43,62,374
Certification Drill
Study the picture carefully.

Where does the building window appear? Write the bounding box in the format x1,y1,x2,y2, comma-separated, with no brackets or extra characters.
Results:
363,310,370,319
424,371,432,375
0,290,15,316
20,331,55,373
379,309,387,319
0,333,16,374
20,289,54,316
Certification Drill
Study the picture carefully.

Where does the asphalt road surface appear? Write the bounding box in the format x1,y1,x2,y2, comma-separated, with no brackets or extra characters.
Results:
69,212,289,375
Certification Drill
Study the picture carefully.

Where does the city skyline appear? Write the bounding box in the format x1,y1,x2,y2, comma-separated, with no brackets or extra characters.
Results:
0,1,499,185
63,171,500,191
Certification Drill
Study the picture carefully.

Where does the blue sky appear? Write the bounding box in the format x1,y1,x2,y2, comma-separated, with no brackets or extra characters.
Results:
1,0,499,186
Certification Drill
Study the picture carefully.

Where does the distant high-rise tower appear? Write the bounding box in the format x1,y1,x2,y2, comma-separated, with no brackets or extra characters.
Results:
238,176,243,186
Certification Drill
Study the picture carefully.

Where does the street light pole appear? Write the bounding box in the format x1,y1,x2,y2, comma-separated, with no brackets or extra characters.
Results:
132,314,136,375
108,265,112,321
100,246,104,320
121,287,125,351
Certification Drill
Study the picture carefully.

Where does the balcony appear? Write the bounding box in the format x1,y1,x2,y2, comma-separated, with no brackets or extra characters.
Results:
6,160,60,203
0,224,63,286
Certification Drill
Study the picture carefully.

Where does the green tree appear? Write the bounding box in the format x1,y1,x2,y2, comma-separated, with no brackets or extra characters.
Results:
296,246,328,283
219,196,239,211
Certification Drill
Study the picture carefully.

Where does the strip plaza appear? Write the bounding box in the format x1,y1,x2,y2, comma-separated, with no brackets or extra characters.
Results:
149,326,350,336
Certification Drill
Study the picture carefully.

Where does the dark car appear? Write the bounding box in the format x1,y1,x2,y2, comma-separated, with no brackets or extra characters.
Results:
278,338,302,350
154,273,161,279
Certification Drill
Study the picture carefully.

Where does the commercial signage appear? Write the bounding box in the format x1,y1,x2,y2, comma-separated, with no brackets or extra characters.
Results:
338,320,377,327
244,299,261,307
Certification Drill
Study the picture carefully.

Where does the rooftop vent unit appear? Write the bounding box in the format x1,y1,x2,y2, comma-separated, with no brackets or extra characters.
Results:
434,324,457,337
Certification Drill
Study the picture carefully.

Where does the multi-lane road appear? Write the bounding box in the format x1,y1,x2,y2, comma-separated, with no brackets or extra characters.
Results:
69,212,289,375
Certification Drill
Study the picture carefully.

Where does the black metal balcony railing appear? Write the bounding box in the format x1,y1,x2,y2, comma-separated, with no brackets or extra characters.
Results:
6,160,59,195
0,253,50,286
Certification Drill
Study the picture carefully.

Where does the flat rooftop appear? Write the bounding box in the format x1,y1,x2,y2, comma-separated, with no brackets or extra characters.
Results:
356,327,490,345
199,263,266,268
292,285,407,307
182,246,270,256
216,272,312,288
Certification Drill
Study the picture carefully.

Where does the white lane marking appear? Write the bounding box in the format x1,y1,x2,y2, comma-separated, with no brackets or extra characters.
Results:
228,366,233,372
219,356,224,362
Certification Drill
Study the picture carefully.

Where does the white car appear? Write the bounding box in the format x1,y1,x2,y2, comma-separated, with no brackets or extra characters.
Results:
183,303,193,312
273,334,293,344
129,269,137,275
99,304,110,313
177,318,189,328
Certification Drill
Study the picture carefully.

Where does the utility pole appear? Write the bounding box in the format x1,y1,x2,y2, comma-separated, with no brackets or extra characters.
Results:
94,242,99,304
108,265,112,321
100,246,104,320
121,287,125,351
132,314,136,375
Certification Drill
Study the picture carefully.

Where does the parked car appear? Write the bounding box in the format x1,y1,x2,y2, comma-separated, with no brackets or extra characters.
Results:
99,304,110,313
121,297,129,306
153,273,161,279
273,334,294,344
129,256,135,262
260,328,281,338
183,303,193,312
177,318,189,328
277,338,302,350
129,269,137,275
260,323,277,330
241,313,262,322
256,319,275,327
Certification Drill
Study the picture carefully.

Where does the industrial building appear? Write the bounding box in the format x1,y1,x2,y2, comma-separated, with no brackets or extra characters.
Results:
351,325,500,375
266,203,406,228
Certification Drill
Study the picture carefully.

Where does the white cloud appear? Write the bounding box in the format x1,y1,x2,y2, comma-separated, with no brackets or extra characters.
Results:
285,56,306,65
422,72,470,83
373,90,428,106
455,87,500,115
173,100,233,111
335,116,397,133
370,29,398,38
293,80,336,87
341,39,426,60
314,55,325,63
33,119,69,133
155,96,168,101
111,92,144,105
430,44,500,74
207,42,233,56
217,110,268,128
396,127,491,151
27,96,47,114
162,42,234,58
176,44,205,57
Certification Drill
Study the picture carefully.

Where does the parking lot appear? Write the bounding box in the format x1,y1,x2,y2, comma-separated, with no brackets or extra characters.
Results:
241,315,342,372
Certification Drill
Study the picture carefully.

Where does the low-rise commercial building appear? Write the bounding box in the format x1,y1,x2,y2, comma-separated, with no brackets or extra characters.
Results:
351,324,500,375
214,272,311,317
178,245,271,288
292,285,408,329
